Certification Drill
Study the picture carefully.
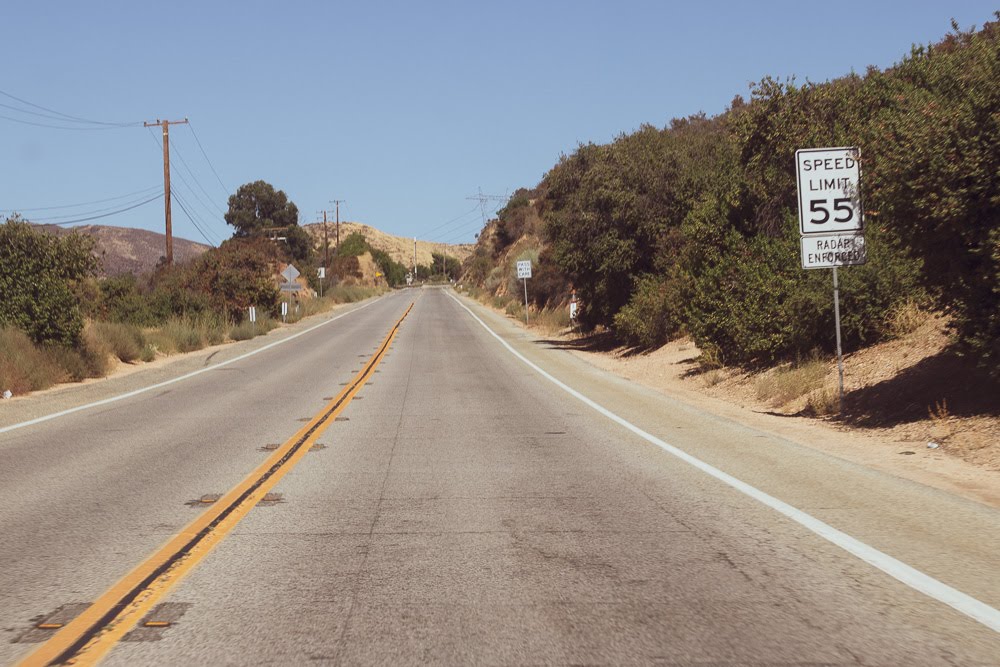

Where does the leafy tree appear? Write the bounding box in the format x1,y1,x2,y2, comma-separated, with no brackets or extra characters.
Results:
224,180,300,236
0,217,99,345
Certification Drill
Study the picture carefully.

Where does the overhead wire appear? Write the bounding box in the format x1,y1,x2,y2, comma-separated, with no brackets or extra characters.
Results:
29,193,163,226
187,121,228,193
0,88,141,127
172,191,220,247
145,126,230,242
0,184,162,213
428,214,488,242
24,189,167,222
417,204,481,238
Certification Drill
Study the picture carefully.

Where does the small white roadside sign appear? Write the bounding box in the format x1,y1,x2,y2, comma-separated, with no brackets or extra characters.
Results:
800,233,867,270
516,260,532,279
796,147,864,236
248,306,257,323
317,267,325,279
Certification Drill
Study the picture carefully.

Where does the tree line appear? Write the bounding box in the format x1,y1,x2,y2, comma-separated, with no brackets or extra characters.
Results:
469,18,999,376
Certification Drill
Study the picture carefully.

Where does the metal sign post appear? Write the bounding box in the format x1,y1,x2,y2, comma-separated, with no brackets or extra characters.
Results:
796,146,866,413
832,267,845,413
249,306,256,336
516,260,532,325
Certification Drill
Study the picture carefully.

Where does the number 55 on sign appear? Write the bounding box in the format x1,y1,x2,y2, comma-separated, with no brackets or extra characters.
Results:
795,147,864,236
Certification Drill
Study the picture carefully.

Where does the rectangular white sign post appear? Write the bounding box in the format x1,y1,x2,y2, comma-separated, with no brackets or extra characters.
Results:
317,267,325,298
248,305,256,335
516,260,532,325
796,146,866,413
281,301,288,323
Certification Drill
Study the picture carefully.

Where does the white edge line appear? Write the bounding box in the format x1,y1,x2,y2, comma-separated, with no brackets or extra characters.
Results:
0,296,388,436
446,290,1000,635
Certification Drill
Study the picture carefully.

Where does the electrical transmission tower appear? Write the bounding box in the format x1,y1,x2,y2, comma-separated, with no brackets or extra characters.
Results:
466,188,507,227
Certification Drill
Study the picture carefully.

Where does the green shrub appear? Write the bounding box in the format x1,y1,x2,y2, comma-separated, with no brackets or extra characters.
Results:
0,219,98,345
100,274,155,326
614,274,684,349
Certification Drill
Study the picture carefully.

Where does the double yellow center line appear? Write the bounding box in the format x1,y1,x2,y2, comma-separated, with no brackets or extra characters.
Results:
21,303,413,666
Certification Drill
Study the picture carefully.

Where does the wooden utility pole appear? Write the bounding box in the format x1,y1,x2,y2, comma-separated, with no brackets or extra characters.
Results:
330,199,345,250
316,210,329,268
144,118,188,266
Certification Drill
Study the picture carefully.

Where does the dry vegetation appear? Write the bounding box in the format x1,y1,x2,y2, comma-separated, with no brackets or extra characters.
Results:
303,221,474,269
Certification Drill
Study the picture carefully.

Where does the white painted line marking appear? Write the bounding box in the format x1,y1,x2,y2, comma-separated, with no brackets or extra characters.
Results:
0,296,389,436
446,290,1000,635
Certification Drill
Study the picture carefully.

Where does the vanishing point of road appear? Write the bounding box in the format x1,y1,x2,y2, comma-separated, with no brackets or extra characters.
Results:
2,288,999,665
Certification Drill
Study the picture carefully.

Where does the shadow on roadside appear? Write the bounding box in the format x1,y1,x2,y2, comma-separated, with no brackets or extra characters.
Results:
840,347,1000,427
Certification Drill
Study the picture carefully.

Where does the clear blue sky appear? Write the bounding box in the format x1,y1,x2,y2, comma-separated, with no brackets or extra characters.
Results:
1,1,996,247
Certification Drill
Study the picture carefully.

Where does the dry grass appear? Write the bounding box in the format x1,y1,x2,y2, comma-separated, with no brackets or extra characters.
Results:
806,387,840,415
0,327,66,395
89,321,144,363
701,369,726,387
755,358,829,407
229,315,278,341
883,298,931,339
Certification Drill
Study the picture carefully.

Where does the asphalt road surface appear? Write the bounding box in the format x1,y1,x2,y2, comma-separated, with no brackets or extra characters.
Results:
2,288,999,665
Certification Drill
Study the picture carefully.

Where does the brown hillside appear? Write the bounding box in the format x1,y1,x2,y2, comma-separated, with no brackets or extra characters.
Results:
303,221,474,268
36,224,210,276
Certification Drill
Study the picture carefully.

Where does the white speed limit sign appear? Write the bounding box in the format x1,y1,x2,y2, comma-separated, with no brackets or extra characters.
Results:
795,147,864,236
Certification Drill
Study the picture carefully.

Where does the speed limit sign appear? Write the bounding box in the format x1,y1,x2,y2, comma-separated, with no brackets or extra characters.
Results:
795,147,864,236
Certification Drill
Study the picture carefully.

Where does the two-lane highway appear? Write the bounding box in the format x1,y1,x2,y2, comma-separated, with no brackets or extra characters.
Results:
3,288,1000,665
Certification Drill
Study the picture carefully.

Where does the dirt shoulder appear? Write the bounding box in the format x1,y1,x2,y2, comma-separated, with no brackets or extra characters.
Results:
478,298,1000,509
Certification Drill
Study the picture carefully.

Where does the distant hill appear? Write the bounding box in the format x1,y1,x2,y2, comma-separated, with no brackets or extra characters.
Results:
302,221,474,269
34,224,210,277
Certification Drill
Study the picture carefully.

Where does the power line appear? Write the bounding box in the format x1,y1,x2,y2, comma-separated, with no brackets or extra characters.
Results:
418,204,481,237
0,88,140,127
187,121,228,193
0,113,135,131
145,125,229,247
0,185,162,213
28,193,163,226
172,191,220,247
24,190,167,222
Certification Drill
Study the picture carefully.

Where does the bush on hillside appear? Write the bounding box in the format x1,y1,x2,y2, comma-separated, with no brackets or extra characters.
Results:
0,218,99,346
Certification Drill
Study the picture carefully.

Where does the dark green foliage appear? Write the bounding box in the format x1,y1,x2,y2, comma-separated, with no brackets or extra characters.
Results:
369,248,408,287
431,252,461,278
186,237,281,320
336,232,369,257
613,273,685,349
224,180,311,263
225,180,300,237
0,218,99,345
100,274,156,326
530,19,998,372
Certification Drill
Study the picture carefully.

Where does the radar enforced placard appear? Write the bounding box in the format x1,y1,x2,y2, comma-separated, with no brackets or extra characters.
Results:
800,232,867,269
796,147,864,236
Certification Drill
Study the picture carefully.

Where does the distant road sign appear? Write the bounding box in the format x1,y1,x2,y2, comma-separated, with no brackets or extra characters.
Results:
279,283,301,292
248,306,256,323
796,147,864,236
281,264,300,282
317,267,325,279
516,260,532,279
800,232,867,269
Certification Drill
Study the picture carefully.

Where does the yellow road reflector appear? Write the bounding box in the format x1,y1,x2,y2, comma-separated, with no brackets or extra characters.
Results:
35,624,62,630
18,302,413,667
141,621,170,628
